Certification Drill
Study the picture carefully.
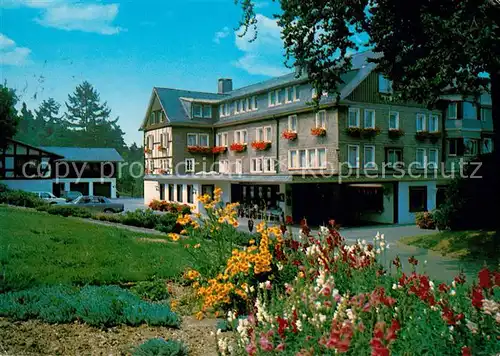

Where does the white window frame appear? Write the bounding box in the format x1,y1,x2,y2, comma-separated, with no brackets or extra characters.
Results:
348,108,360,128
416,113,426,132
448,139,458,157
389,111,400,130
364,109,375,129
293,85,300,102
429,114,439,132
317,148,327,168
268,91,276,107
199,133,209,147
347,145,360,169
202,105,212,118
288,150,298,169
285,87,293,103
316,110,327,128
192,104,203,118
219,159,229,173
187,133,198,146
288,148,327,169
263,157,276,173
264,126,272,141
447,102,457,119
234,130,247,144
416,148,426,168
288,115,298,132
251,157,263,173
235,159,243,174
464,138,478,156
364,145,376,169
428,149,438,169
275,89,283,106
185,158,195,173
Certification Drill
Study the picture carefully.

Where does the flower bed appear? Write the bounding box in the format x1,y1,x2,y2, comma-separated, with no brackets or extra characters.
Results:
230,143,247,152
149,199,191,214
213,146,228,154
282,130,298,141
311,127,327,137
251,141,272,151
187,146,212,154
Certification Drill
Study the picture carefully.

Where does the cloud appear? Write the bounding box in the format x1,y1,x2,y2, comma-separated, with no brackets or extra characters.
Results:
233,14,289,77
0,33,31,66
2,1,124,35
213,26,230,44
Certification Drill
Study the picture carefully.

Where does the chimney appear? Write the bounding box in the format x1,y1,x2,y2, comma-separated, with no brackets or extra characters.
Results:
218,78,233,94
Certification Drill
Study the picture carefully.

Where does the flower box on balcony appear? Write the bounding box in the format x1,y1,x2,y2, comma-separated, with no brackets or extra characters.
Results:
144,148,152,154
345,127,362,138
230,143,247,152
415,131,429,141
212,146,228,154
157,146,167,151
388,129,405,139
311,127,327,137
362,127,382,138
282,130,298,141
187,146,212,154
428,131,441,143
251,141,272,151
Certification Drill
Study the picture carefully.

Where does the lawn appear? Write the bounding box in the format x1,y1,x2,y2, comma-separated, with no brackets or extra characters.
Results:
400,230,499,261
0,206,193,292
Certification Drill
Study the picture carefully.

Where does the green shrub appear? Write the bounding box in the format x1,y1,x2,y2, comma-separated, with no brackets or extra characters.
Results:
0,189,47,208
130,279,170,302
35,204,50,212
47,205,93,218
155,213,181,234
0,285,180,328
92,212,124,223
415,211,436,229
122,209,160,229
133,338,188,356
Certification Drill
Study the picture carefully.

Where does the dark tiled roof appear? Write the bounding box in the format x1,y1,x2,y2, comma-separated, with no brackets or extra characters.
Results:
40,147,124,162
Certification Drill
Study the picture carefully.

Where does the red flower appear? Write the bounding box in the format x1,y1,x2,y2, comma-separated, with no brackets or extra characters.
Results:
438,283,450,293
285,215,293,225
461,346,471,356
311,127,327,136
392,256,401,269
230,143,247,152
212,146,227,154
408,256,418,266
251,141,272,151
282,130,298,140
187,145,212,154
454,273,466,285
259,333,274,351
471,286,484,309
478,268,491,290
277,316,288,339
495,271,500,287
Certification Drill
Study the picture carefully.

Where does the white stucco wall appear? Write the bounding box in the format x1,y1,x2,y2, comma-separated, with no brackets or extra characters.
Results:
398,180,437,224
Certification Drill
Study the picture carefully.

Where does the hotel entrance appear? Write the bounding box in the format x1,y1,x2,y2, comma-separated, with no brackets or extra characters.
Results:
231,183,283,220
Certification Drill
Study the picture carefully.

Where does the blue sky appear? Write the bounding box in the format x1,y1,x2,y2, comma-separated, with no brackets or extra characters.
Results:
0,0,288,145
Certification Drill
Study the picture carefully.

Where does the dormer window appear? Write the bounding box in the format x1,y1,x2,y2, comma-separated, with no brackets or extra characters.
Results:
192,103,212,118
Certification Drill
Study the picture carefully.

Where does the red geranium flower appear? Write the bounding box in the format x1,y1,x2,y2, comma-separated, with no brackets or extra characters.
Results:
471,286,484,309
478,268,491,289
461,346,471,356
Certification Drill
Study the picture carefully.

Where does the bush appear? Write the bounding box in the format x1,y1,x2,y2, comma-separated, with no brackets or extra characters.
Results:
133,338,188,356
415,211,436,230
0,189,47,208
155,213,182,234
46,205,93,218
0,285,180,328
149,200,191,215
122,209,160,229
130,279,170,302
92,212,124,223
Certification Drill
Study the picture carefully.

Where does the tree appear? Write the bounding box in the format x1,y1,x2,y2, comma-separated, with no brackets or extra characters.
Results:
239,0,500,160
0,85,20,149
15,102,38,145
65,81,125,150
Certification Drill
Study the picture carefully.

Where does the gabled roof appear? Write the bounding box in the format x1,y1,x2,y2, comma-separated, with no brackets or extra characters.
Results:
40,147,124,162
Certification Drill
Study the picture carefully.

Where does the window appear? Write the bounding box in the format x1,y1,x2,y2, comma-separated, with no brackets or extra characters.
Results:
429,114,439,132
256,127,264,141
286,87,293,103
264,157,276,173
199,134,209,147
416,148,426,168
378,74,393,94
409,187,427,212
481,107,492,122
219,105,224,117
448,138,461,156
288,115,298,132
288,148,326,169
316,110,327,128
268,91,276,107
447,102,457,119
428,149,438,169
311,87,317,99
203,105,212,118
389,111,399,130
348,145,360,168
187,185,194,204
293,85,300,101
364,145,376,169
416,113,426,132
234,130,247,144
277,89,285,105
219,160,229,173
386,148,402,167
216,132,228,146
177,184,184,202
364,109,375,128
482,138,493,154
249,96,257,111
463,102,477,120
185,158,195,173
235,159,243,174
187,133,197,146
348,108,360,128
464,138,478,156
192,104,203,118
168,184,175,202
265,126,272,141
251,157,263,173
242,98,247,112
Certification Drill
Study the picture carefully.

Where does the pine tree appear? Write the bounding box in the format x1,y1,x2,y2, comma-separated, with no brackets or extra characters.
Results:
0,85,20,149
15,102,38,145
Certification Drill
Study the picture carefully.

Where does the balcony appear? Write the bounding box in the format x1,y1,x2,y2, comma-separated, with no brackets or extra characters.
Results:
445,118,482,131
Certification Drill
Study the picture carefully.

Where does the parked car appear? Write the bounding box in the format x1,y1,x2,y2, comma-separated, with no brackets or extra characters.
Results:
32,191,66,205
70,195,124,213
61,191,83,202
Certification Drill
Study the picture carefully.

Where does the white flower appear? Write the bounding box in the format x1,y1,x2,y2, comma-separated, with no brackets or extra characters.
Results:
450,290,456,296
482,299,499,316
277,262,284,271
392,283,398,290
380,234,385,240
346,308,356,322
258,282,265,289
424,260,428,265
296,319,303,331
429,281,435,291
376,248,381,254
362,239,367,245
319,314,327,323
217,329,222,335
380,241,386,248
495,313,500,324
466,320,478,334
375,232,381,240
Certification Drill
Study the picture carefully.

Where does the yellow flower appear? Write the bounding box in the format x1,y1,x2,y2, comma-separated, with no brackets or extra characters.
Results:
194,243,201,249
249,239,255,245
170,300,178,311
196,311,204,320
168,233,181,241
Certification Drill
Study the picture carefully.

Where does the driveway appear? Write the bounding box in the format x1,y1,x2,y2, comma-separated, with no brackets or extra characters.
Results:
111,198,146,212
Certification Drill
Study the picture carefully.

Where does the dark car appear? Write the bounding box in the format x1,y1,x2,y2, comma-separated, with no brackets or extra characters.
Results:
71,195,124,213
61,191,83,202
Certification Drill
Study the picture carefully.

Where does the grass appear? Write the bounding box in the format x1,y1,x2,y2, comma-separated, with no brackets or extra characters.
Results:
400,230,499,261
0,206,193,292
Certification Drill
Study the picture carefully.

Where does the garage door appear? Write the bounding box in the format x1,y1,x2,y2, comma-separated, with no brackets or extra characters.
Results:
93,182,112,198
70,182,89,196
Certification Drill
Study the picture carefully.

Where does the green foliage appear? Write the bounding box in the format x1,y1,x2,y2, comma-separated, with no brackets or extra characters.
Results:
415,211,436,230
133,338,188,356
0,85,20,148
92,212,124,223
155,213,182,234
0,189,47,208
0,206,192,292
122,209,160,229
130,279,170,302
46,205,93,218
0,285,180,328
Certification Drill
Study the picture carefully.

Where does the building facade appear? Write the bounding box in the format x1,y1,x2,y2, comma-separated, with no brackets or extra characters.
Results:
141,51,494,226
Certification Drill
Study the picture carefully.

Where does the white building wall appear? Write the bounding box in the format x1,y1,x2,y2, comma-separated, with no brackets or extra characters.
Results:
144,127,173,174
398,180,437,224
2,178,117,198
